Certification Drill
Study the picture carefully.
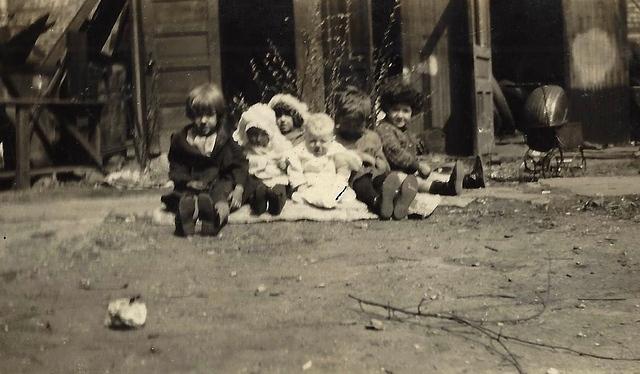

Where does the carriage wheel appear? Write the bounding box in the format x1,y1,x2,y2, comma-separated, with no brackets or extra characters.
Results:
541,148,563,178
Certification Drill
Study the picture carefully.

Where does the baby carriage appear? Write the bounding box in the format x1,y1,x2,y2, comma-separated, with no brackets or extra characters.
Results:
520,85,586,179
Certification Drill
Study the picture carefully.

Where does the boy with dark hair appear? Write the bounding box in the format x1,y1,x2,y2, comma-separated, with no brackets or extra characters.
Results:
161,83,248,237
334,86,418,220
377,79,484,195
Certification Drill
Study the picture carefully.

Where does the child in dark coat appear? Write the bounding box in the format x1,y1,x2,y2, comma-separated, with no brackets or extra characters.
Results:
334,87,418,220
161,83,248,237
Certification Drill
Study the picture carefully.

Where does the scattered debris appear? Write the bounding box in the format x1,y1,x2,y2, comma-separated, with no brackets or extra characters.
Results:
255,284,267,295
105,296,147,329
577,331,587,338
366,319,384,331
576,303,586,309
79,278,91,290
302,360,313,370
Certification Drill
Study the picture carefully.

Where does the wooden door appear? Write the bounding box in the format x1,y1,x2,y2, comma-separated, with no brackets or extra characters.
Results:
139,0,221,152
467,0,493,155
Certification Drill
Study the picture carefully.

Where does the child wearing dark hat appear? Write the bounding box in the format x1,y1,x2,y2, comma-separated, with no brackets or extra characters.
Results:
376,79,485,195
161,83,248,237
268,93,309,145
334,86,418,220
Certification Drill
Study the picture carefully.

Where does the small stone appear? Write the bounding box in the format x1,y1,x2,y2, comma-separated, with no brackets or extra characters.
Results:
430,295,438,300
230,271,237,277
594,342,600,346
471,262,480,267
414,344,421,350
104,297,147,329
255,285,267,295
302,360,312,370
316,283,326,288
79,278,91,290
150,346,159,354
367,319,384,331
3,324,8,332
576,303,586,309
577,331,587,338
547,368,560,374
296,275,302,282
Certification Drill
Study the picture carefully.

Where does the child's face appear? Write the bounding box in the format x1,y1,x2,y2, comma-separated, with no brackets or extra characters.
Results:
335,115,365,139
276,113,295,134
246,127,270,148
304,130,334,157
387,104,412,129
193,112,218,135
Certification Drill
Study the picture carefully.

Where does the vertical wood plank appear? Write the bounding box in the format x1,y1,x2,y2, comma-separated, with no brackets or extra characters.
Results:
15,106,31,189
207,0,222,86
293,0,326,111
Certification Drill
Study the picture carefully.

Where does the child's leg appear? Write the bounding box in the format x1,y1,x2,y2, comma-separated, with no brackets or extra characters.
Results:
373,172,403,220
392,174,418,220
266,184,287,215
175,193,197,237
351,173,378,210
201,180,233,236
244,176,267,215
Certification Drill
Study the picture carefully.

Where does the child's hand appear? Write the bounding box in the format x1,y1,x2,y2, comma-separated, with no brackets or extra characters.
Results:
187,180,206,191
417,139,426,155
359,153,376,167
228,185,244,209
418,161,432,177
278,158,289,170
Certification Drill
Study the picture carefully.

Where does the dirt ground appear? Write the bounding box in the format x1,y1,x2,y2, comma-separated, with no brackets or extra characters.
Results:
1,179,640,373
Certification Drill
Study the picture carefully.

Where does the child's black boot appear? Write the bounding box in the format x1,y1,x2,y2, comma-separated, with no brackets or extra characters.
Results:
462,156,485,189
267,184,287,215
175,195,196,236
428,160,463,196
250,184,268,215
197,193,216,236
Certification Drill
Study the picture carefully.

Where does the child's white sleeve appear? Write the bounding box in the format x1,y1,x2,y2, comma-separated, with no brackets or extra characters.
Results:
285,152,306,188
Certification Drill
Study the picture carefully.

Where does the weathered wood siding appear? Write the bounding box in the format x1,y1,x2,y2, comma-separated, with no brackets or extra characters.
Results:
401,0,473,154
563,0,629,143
140,0,221,152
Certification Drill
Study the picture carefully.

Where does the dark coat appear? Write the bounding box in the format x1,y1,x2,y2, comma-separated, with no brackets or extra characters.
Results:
161,120,248,211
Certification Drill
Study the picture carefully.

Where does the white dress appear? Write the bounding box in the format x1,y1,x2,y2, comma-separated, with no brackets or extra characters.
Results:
287,141,359,209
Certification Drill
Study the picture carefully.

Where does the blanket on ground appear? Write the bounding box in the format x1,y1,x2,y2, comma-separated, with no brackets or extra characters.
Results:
152,193,474,225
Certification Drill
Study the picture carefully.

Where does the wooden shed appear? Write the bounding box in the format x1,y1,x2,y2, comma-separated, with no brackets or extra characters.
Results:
491,0,630,144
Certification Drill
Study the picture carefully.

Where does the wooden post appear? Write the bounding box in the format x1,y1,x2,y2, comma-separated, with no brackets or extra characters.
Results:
293,0,326,112
15,106,31,189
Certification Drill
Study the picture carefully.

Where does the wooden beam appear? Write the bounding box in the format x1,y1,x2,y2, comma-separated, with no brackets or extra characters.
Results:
14,107,31,189
207,0,222,86
293,0,326,112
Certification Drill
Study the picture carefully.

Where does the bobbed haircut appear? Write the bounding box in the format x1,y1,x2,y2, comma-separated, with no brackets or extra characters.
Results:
333,86,372,124
379,79,423,113
185,83,226,120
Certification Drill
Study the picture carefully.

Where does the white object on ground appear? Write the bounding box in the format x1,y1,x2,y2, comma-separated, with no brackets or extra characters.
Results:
105,297,147,328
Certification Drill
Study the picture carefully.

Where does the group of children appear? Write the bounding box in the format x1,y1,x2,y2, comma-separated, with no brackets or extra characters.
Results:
161,80,485,237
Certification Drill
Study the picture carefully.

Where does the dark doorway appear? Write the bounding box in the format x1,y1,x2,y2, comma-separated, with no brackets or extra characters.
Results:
371,0,403,83
490,0,565,86
219,0,296,105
